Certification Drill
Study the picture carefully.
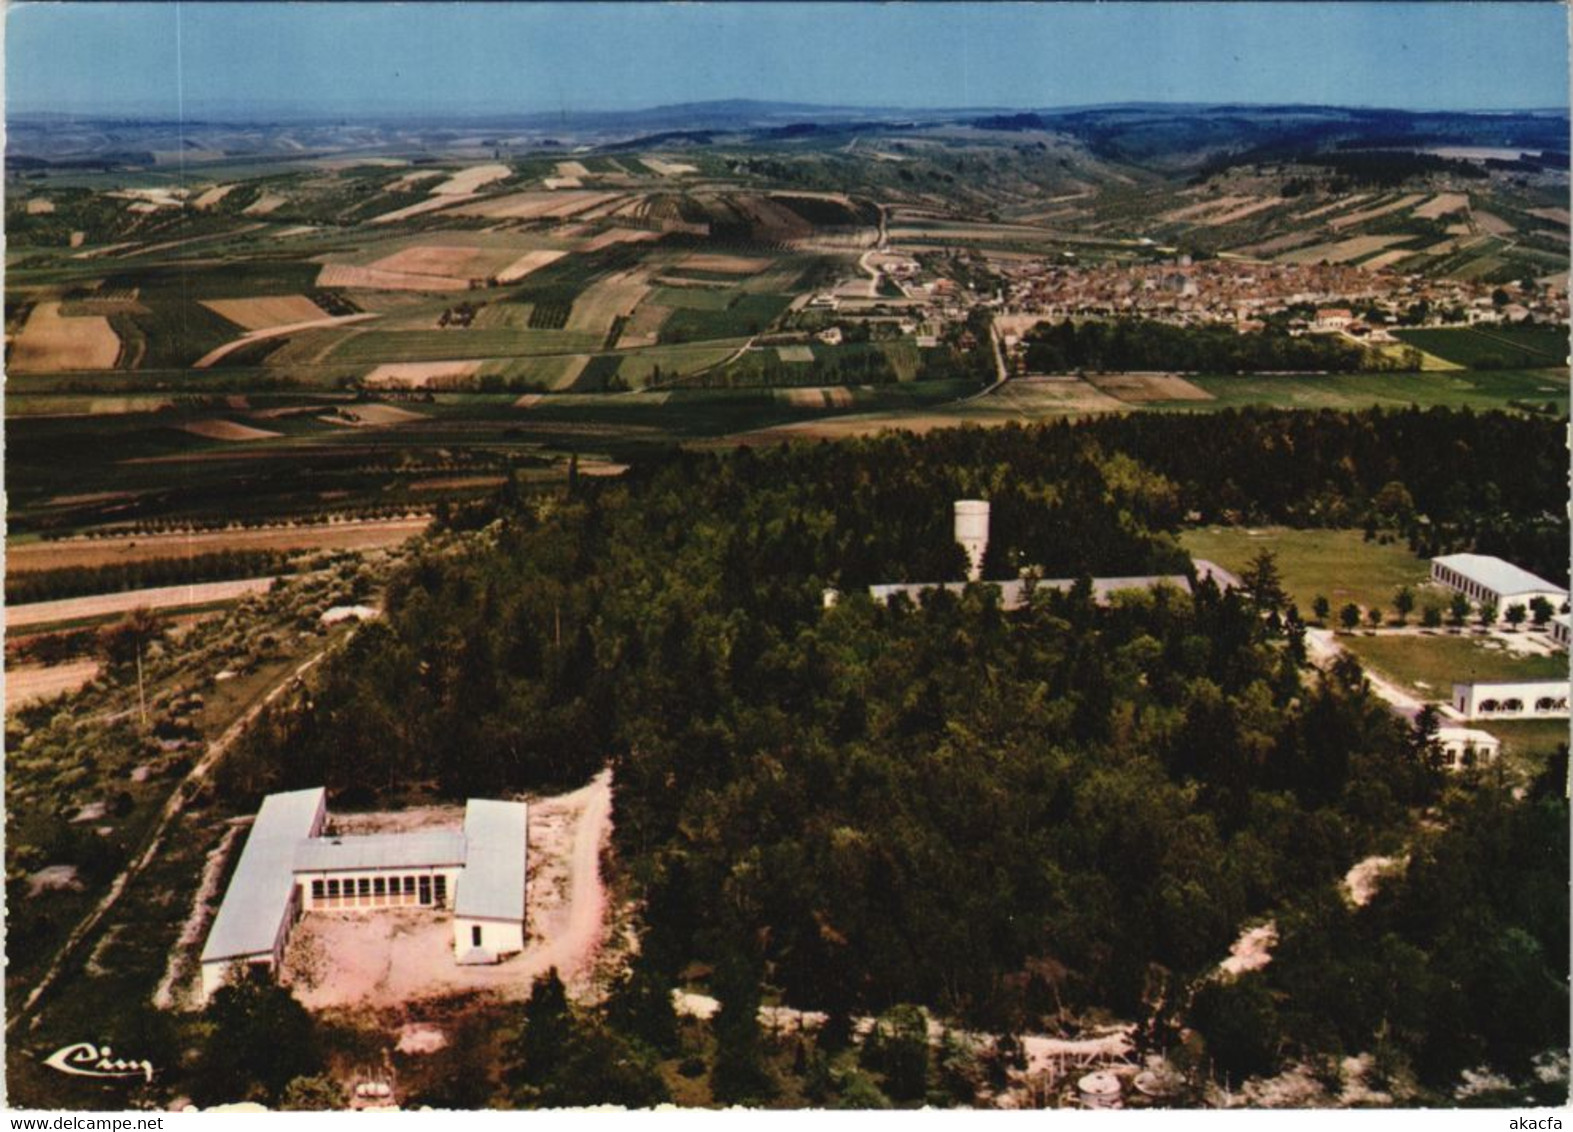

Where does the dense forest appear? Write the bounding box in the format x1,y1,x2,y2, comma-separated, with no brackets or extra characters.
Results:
1021,319,1405,375
215,408,1568,1099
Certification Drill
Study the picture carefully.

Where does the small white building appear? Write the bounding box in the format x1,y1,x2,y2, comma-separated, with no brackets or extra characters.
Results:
1451,679,1570,721
200,789,528,1002
1550,613,1571,650
1433,726,1502,770
1430,554,1568,619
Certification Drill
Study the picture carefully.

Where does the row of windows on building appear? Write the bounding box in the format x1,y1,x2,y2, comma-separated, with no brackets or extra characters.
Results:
305,873,448,910
1472,696,1568,714
1435,567,1497,606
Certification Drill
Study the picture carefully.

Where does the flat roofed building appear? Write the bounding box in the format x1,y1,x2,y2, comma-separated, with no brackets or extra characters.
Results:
199,787,327,1002
1452,679,1570,720
1550,613,1571,650
1434,726,1502,770
199,790,528,1003
1430,554,1568,619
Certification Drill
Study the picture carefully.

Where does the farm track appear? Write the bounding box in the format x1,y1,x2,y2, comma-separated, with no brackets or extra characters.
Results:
10,640,339,1035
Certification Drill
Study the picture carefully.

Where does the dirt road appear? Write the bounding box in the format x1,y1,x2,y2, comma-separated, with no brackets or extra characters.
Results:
11,643,335,1033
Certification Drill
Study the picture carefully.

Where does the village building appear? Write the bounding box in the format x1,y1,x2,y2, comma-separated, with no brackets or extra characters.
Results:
199,787,528,1002
1451,679,1570,721
1429,554,1568,619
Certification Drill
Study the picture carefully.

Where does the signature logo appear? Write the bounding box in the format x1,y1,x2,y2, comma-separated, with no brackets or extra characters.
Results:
42,1042,155,1083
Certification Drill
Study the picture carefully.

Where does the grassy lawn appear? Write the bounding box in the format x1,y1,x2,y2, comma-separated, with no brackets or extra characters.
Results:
1179,526,1433,614
1483,718,1571,780
1160,369,1568,414
1342,630,1569,699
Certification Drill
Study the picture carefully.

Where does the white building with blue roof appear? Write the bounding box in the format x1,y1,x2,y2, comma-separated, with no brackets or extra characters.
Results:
199,790,528,1002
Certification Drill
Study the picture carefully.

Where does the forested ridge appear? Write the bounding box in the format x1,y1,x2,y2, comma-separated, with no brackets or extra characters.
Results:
216,407,1568,1097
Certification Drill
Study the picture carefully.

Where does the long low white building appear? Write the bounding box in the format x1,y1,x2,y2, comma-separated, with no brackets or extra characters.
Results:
200,789,528,1003
1451,679,1570,721
1430,554,1567,618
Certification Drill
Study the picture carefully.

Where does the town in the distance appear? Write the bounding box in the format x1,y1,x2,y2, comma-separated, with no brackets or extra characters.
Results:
4,3,1570,1114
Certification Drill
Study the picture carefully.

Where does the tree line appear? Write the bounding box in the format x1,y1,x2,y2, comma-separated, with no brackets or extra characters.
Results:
210,408,1566,1099
1022,318,1395,375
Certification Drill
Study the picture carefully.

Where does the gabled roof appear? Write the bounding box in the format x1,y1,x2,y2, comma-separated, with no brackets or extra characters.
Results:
201,787,326,964
454,799,528,922
1432,554,1567,599
294,831,467,873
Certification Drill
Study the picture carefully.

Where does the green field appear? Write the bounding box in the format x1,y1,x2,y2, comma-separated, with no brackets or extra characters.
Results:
1391,327,1568,369
1180,525,1433,614
1482,718,1571,775
324,328,606,363
1342,631,1569,699
1160,370,1568,414
658,293,794,344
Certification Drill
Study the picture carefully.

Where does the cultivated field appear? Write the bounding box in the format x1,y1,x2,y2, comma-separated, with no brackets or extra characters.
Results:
4,660,102,713
431,163,511,195
9,302,121,372
364,360,483,389
1414,193,1470,220
495,249,567,284
6,518,431,574
179,419,283,442
201,295,327,331
451,190,622,221
1089,373,1215,403
6,576,277,630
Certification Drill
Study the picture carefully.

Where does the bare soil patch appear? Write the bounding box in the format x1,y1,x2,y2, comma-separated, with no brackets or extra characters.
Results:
363,360,482,389
317,263,472,292
201,295,327,331
1413,193,1469,220
8,518,429,574
25,198,56,215
322,403,427,427
1328,193,1427,230
1090,373,1215,402
554,161,590,179
7,577,276,630
283,771,614,1010
576,227,660,253
369,245,481,278
242,193,288,216
639,157,698,176
5,660,101,712
495,248,567,284
180,419,283,442
9,302,121,373
432,164,511,196
680,253,772,274
453,191,621,221
192,184,237,210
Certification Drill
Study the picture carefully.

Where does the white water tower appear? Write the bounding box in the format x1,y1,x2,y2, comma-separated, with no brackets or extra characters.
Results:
954,500,990,582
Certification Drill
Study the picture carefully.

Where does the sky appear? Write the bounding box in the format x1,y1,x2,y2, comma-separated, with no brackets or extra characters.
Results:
6,2,1569,118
